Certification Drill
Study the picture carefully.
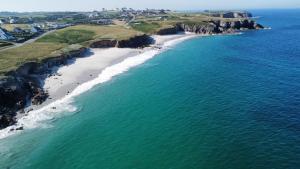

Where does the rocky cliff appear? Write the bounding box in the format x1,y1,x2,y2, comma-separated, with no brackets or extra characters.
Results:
89,34,153,48
90,39,118,48
158,19,264,35
157,27,181,35
0,47,87,129
117,34,153,48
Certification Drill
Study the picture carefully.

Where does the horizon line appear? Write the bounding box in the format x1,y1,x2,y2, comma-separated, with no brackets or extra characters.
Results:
0,7,299,13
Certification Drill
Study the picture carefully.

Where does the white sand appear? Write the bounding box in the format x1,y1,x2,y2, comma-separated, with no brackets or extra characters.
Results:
152,33,192,45
43,48,141,103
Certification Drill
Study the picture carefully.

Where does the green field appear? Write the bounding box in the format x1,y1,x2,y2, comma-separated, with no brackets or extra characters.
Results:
0,42,67,74
38,25,142,44
37,29,95,44
130,22,162,34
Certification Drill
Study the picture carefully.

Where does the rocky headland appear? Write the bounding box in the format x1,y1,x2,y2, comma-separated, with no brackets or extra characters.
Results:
157,19,264,35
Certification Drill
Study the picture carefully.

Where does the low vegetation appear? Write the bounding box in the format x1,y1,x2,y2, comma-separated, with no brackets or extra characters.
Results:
0,42,66,74
130,22,161,34
38,25,142,44
70,25,142,41
37,29,95,44
0,41,13,49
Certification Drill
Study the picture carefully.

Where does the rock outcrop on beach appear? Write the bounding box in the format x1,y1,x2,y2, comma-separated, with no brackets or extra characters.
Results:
0,47,87,129
157,19,264,35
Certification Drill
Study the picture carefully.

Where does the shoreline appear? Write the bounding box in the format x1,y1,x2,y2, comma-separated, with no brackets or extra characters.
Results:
30,33,195,112
0,33,199,139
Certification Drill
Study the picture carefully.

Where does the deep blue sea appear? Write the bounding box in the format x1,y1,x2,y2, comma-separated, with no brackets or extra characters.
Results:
0,9,299,169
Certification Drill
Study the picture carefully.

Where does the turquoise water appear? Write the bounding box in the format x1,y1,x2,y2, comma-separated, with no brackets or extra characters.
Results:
1,10,300,169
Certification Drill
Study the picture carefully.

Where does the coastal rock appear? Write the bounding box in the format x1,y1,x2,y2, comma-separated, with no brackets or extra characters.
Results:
157,19,264,35
117,34,153,48
89,35,153,49
31,88,48,105
90,39,117,48
157,27,181,35
254,23,264,29
0,115,16,129
176,22,217,34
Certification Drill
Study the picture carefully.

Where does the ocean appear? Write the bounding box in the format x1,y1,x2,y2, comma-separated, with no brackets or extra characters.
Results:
0,9,300,169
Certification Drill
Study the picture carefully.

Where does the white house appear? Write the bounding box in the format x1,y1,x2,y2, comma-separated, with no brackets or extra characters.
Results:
31,26,43,34
9,18,16,24
88,11,99,18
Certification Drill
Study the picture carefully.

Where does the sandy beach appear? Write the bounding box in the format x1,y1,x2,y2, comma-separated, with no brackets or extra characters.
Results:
41,48,141,105
27,33,196,112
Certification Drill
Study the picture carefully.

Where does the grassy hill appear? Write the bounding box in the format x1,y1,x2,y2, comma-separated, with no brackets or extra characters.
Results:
0,25,142,75
38,25,142,44
0,42,67,75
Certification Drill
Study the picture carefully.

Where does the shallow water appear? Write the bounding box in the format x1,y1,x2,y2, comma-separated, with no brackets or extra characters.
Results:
0,9,300,169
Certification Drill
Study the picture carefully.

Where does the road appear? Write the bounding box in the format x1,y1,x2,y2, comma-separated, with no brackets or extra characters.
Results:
0,30,56,52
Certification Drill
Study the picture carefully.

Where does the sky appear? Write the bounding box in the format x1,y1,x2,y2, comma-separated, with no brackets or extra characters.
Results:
0,0,299,12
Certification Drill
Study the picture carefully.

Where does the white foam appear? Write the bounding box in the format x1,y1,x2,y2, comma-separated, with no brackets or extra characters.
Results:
0,34,197,140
